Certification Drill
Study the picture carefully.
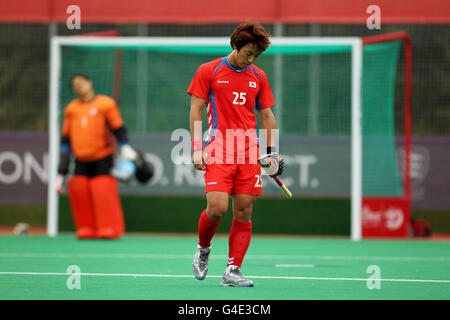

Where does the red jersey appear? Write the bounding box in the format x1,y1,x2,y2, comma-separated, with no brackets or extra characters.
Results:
187,57,275,163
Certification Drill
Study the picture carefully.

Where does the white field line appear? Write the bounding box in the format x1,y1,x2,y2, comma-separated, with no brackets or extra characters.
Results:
0,252,449,262
0,271,450,284
275,264,316,268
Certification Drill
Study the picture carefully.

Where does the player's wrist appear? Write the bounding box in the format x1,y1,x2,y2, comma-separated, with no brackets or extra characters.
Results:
267,146,277,155
192,140,203,152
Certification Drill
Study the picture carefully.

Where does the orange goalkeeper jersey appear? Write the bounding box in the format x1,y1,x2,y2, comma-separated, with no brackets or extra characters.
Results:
61,95,124,162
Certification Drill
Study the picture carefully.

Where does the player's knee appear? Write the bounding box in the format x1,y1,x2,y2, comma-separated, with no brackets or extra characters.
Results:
234,206,252,222
207,203,228,221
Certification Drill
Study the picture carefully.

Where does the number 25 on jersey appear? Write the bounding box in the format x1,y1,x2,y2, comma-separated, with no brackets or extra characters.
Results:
232,92,246,105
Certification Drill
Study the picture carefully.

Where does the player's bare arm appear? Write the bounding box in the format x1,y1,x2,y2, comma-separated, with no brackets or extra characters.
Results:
258,107,285,178
258,107,277,149
190,94,207,170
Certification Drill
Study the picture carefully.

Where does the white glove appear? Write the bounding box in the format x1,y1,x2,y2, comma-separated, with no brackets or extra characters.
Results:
269,152,285,176
120,144,138,162
259,153,285,177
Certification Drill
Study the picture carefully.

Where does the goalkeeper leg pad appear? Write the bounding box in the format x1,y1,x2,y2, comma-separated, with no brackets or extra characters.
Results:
67,175,97,239
89,175,125,239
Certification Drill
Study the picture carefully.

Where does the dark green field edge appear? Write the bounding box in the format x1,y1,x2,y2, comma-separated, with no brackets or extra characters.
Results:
1,196,449,234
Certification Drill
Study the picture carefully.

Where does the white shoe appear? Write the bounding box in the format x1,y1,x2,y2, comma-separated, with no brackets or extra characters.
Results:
220,265,254,287
192,245,211,280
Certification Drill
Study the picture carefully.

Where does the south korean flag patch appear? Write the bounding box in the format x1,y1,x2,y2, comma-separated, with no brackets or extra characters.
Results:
249,81,257,88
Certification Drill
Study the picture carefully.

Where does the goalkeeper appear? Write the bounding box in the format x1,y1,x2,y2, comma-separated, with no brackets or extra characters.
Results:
56,74,139,239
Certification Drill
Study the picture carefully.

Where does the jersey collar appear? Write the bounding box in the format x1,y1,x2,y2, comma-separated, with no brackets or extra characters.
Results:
223,57,250,73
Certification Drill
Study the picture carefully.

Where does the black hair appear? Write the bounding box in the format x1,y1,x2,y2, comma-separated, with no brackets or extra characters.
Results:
70,73,91,88
230,21,271,53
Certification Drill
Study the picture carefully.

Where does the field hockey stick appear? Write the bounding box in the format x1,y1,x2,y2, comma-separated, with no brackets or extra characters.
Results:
258,154,292,198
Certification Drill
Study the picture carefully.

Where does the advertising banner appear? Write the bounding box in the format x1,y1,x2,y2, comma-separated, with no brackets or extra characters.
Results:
1,132,449,211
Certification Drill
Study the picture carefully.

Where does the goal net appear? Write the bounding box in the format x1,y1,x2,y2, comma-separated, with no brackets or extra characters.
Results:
47,34,411,240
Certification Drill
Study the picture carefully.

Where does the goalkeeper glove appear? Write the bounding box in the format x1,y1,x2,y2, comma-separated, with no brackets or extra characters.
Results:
120,143,138,162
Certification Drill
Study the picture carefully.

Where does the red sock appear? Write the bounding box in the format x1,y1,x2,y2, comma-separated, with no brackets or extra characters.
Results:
227,219,252,268
198,210,220,248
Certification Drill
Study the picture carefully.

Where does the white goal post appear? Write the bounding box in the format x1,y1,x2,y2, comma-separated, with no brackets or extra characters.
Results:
47,36,363,241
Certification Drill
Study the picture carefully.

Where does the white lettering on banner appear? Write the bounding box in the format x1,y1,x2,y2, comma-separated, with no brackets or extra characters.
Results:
384,207,404,230
397,145,430,183
362,205,382,228
0,152,22,184
0,151,47,185
174,164,204,187
397,145,430,201
24,152,47,184
284,155,318,188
